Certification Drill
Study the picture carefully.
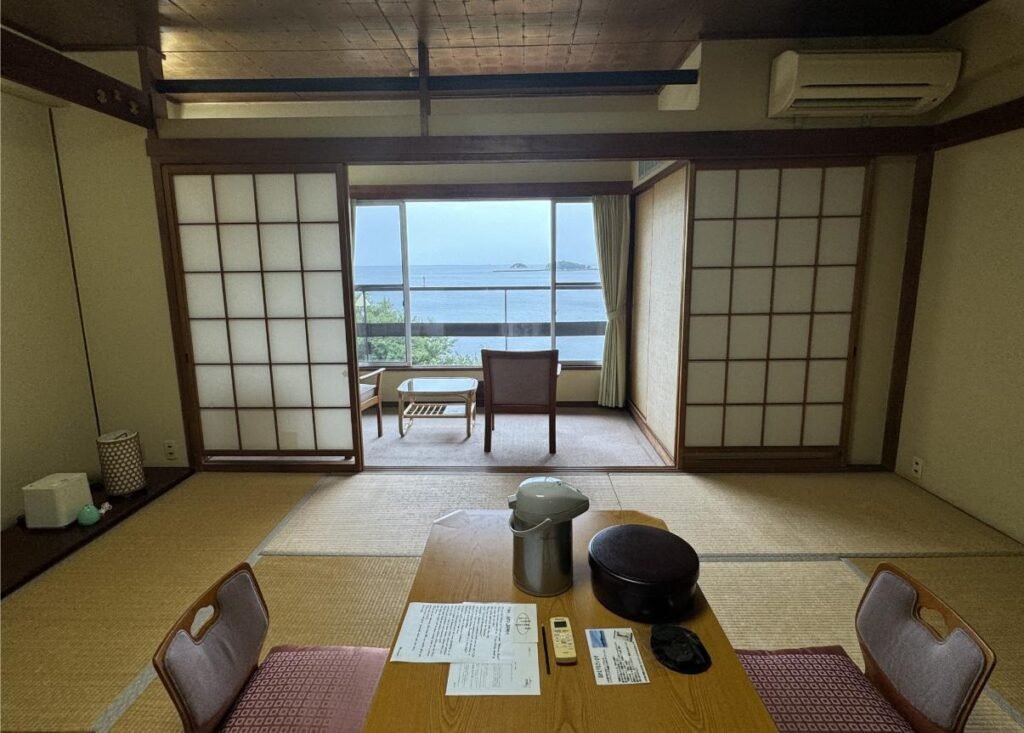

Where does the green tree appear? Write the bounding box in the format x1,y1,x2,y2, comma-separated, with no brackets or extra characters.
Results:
356,294,475,366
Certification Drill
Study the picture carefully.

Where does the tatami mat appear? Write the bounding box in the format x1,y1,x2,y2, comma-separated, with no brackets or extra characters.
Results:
849,556,1024,714
701,561,1022,733
262,472,619,556
610,472,1023,557
112,556,418,732
0,472,318,732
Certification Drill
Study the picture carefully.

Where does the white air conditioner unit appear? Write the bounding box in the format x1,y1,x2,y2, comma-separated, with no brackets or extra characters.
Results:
768,50,961,118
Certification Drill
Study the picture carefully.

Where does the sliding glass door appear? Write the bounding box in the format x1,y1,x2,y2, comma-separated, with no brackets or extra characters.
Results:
165,166,361,469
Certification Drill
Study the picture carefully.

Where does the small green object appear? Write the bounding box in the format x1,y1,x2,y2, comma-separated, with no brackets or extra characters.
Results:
77,504,101,526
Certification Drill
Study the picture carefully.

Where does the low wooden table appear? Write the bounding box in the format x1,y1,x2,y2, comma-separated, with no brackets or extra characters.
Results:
364,510,777,732
396,377,478,438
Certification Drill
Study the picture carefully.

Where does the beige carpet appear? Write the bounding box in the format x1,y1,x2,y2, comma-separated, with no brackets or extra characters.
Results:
361,406,666,467
849,556,1024,714
610,472,1024,557
0,472,318,733
700,561,1021,733
262,472,620,556
112,556,419,732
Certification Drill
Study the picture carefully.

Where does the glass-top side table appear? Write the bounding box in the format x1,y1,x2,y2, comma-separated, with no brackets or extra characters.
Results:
395,378,478,438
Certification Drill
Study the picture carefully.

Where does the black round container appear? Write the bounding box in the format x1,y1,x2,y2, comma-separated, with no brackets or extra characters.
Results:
588,524,700,623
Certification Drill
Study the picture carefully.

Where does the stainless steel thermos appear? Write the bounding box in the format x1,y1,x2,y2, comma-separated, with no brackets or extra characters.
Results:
508,477,589,596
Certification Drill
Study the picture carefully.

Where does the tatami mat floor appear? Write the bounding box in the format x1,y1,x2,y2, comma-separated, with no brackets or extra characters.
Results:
2,470,1021,732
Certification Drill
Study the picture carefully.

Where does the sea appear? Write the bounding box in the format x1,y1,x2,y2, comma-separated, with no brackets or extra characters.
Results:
354,264,606,362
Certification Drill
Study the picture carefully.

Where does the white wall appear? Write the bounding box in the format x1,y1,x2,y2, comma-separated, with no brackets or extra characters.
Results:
0,91,101,527
897,129,1024,542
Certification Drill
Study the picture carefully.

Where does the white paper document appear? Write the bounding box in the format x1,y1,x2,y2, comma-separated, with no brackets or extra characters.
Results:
446,643,541,696
586,628,650,685
391,602,538,663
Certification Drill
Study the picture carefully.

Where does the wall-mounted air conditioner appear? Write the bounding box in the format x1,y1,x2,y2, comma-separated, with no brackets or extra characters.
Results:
768,50,961,118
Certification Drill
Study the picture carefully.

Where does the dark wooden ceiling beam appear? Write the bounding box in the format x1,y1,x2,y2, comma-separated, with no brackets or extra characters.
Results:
151,69,700,97
147,126,932,165
0,29,153,128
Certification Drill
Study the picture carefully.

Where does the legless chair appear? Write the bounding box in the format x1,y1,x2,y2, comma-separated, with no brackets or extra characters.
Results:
359,367,385,438
481,349,560,453
738,563,996,733
154,563,387,733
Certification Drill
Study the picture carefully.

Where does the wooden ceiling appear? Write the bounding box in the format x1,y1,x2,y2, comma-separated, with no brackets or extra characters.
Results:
2,0,988,82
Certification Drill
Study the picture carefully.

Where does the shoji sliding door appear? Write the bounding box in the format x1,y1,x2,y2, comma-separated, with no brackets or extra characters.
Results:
166,167,362,469
680,162,869,468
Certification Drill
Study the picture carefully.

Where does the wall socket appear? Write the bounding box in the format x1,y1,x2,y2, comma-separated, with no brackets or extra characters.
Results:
163,440,180,462
911,456,924,481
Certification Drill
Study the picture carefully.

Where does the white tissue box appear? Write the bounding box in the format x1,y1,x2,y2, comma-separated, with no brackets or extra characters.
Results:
22,473,93,528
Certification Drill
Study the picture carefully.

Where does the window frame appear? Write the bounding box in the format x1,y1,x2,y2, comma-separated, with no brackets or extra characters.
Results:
352,195,606,368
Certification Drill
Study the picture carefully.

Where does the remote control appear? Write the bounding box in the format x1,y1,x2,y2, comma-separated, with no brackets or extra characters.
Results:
549,616,577,665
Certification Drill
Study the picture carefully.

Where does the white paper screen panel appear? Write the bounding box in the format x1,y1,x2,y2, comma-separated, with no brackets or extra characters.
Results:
175,172,354,455
684,165,866,450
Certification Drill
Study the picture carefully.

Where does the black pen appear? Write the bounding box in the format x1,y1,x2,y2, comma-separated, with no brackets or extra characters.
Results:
541,625,551,675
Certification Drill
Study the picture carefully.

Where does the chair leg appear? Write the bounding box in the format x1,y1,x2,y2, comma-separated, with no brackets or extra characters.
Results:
484,409,492,452
549,412,556,453
376,400,383,438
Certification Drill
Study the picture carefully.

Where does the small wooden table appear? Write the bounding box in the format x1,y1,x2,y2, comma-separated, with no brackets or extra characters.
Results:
396,377,478,438
364,510,777,732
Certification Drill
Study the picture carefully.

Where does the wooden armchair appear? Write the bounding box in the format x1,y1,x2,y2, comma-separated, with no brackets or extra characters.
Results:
153,563,386,732
481,349,560,453
359,368,385,438
737,562,996,733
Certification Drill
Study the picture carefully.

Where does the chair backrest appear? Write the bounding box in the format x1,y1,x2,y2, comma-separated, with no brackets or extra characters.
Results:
153,563,270,733
855,563,995,733
481,349,558,409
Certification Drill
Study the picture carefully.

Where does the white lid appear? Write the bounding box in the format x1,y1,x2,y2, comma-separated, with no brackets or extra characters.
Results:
508,476,589,526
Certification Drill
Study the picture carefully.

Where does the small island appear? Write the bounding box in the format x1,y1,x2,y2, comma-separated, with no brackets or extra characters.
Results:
493,260,597,272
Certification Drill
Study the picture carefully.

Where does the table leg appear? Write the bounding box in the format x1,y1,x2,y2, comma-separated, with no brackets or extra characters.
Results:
465,395,473,438
398,394,406,437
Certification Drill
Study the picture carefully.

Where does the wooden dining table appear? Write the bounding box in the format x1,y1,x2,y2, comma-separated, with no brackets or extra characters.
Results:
363,509,777,732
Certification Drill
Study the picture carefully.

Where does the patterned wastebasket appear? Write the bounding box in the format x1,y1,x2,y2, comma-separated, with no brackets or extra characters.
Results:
96,430,146,496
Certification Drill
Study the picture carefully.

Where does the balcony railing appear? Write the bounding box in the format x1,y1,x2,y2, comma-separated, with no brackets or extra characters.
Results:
354,283,607,365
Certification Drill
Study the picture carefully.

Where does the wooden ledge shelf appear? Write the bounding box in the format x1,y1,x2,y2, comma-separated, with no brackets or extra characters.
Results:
1,466,193,598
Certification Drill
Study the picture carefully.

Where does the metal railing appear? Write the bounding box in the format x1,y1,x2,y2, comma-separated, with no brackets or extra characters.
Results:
354,283,606,365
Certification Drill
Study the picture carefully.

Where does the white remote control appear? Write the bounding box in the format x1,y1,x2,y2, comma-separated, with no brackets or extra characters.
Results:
550,616,577,665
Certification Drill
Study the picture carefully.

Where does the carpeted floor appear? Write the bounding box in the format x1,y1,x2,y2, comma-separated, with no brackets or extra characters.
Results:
2,470,1022,732
361,406,666,467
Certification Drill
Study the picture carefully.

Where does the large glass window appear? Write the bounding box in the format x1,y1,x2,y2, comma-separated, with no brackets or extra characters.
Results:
353,198,605,366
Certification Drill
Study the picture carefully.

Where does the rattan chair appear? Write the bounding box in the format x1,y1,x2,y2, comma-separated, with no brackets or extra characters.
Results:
359,367,385,438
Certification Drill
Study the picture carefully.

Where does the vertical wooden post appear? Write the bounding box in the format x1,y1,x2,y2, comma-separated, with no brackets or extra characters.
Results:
418,41,430,137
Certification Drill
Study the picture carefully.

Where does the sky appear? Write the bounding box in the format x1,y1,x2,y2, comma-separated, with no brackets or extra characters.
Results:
353,200,598,267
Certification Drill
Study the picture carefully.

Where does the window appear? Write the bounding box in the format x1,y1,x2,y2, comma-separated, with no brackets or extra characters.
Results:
353,198,605,366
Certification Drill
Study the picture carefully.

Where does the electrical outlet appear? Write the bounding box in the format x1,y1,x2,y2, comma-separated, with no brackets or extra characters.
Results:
163,440,180,462
911,456,924,481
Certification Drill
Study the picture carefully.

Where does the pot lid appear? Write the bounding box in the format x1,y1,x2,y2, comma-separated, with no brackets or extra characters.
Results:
589,524,699,586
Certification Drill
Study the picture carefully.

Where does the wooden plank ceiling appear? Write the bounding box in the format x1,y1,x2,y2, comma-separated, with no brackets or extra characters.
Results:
2,0,988,84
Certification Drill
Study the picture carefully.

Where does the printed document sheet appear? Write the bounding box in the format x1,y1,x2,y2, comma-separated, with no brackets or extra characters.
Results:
586,628,650,685
446,644,540,696
391,602,538,664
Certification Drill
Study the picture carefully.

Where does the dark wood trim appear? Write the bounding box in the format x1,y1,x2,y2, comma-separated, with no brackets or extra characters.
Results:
350,181,632,200
337,163,366,471
932,95,1024,150
676,164,697,462
417,41,430,137
631,160,687,196
0,28,153,128
679,456,884,472
363,465,677,473
882,151,934,470
1,467,193,598
626,400,674,466
147,127,932,166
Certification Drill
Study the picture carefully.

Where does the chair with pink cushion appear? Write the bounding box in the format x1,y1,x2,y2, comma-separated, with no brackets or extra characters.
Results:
737,563,996,733
153,563,387,733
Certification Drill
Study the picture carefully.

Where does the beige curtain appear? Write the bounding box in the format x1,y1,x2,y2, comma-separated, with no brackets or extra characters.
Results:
592,195,630,408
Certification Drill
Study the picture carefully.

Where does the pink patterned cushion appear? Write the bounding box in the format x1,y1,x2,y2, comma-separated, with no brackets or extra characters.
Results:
737,647,913,733
221,645,387,733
